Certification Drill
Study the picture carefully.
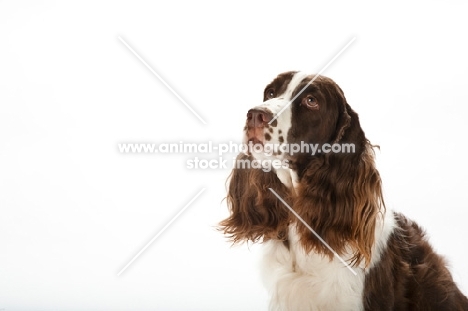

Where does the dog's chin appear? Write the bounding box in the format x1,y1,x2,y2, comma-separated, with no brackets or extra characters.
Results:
248,138,263,147
242,135,262,154
243,134,290,165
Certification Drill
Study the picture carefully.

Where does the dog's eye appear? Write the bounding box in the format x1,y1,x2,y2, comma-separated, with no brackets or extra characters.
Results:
302,95,319,110
265,88,275,100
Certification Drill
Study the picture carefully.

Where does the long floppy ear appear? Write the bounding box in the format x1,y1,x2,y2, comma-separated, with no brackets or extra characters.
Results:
219,153,292,243
294,101,383,267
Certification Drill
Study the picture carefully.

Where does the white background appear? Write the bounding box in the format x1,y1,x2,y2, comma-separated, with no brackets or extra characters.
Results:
1,1,468,310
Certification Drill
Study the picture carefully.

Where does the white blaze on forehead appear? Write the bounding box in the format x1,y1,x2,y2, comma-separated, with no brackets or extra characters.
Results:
264,71,309,122
278,71,309,100
254,71,309,115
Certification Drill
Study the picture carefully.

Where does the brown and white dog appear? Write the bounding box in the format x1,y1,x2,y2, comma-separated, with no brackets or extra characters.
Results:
220,71,468,310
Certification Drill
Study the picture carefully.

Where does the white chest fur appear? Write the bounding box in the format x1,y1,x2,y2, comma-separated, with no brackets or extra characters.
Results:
260,212,395,311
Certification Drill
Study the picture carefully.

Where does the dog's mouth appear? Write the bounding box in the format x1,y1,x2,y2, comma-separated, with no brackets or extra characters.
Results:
243,130,265,156
246,129,265,146
248,137,263,145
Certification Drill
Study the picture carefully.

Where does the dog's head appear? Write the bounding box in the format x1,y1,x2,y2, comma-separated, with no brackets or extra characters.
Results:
222,71,383,266
244,71,364,175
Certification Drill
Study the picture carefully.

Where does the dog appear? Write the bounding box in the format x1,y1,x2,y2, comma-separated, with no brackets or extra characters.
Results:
220,71,468,310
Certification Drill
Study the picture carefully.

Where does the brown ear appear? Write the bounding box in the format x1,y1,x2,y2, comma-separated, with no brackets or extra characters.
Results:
330,83,351,144
333,102,352,143
219,153,292,243
294,108,383,267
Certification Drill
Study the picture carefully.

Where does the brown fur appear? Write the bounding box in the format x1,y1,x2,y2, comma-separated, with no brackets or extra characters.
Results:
289,76,382,266
219,153,292,243
219,72,468,309
364,213,468,310
294,144,383,266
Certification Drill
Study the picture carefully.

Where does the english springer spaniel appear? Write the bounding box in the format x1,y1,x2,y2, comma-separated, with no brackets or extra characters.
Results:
220,72,468,310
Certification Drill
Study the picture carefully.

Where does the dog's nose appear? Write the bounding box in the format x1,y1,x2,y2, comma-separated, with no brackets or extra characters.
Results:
247,109,273,128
